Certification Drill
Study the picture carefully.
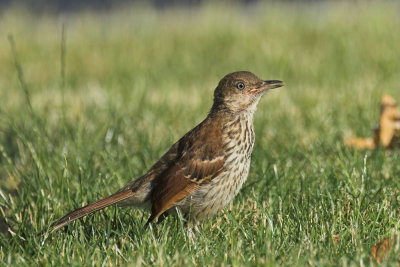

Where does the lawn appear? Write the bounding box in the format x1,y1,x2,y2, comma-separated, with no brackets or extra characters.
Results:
0,2,399,265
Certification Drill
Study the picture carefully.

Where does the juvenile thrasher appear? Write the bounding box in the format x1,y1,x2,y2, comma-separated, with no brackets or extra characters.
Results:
46,71,283,233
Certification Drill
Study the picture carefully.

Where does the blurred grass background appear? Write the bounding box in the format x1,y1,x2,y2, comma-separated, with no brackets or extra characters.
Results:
0,1,400,265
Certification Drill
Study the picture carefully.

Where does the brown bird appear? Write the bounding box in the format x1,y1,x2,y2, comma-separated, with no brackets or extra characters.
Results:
46,71,283,233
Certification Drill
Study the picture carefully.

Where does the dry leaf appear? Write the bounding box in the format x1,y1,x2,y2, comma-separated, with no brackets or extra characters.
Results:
346,94,400,149
380,95,400,147
343,200,352,215
371,236,399,264
332,234,340,245
345,137,376,149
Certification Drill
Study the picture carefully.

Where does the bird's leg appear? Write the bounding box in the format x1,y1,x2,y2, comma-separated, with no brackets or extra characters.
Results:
186,226,196,243
182,214,202,243
172,208,198,243
156,213,169,224
185,223,201,245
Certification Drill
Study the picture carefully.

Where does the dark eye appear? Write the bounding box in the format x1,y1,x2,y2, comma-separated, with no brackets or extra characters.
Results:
236,82,245,90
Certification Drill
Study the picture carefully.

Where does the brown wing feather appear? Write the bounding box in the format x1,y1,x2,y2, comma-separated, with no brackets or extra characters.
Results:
147,118,226,223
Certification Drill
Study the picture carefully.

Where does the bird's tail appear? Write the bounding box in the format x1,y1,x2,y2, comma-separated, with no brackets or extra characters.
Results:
43,189,135,234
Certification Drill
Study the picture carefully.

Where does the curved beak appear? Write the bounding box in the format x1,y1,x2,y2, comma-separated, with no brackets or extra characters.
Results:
260,80,284,91
248,80,284,95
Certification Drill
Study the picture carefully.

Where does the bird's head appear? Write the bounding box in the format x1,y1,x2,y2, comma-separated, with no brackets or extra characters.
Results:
212,71,283,114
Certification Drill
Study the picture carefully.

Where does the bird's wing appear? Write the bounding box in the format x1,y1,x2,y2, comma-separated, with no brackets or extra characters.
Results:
147,122,226,223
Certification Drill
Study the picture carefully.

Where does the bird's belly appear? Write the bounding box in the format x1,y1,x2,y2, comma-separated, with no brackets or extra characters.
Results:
179,157,251,221
177,114,255,222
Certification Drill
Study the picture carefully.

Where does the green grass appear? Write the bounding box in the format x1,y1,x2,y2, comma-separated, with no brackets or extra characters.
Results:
1,2,400,265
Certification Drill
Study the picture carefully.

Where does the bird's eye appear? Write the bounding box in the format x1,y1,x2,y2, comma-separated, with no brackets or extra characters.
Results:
236,82,245,90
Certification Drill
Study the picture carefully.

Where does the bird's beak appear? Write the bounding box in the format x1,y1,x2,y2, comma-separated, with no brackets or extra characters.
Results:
248,80,284,95
259,80,284,91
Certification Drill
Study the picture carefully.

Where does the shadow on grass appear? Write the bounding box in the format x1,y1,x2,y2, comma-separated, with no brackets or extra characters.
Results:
0,216,9,234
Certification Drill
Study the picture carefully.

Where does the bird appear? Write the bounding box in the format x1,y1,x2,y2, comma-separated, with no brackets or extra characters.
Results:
45,71,283,234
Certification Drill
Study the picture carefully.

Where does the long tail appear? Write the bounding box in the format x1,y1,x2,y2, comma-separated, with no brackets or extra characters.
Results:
44,189,135,234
